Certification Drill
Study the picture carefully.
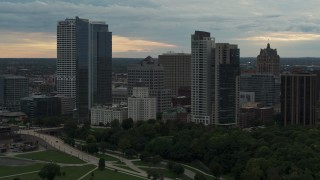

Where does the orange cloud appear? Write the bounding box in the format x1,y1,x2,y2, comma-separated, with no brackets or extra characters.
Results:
0,32,176,58
237,32,320,42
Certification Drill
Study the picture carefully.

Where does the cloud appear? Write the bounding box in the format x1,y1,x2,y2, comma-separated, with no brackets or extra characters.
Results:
1,0,320,57
0,31,176,58
237,32,320,42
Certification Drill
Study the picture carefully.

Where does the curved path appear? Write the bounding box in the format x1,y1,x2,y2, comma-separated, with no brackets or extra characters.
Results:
18,129,148,179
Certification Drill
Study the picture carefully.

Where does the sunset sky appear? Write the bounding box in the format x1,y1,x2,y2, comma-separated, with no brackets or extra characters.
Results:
1,0,320,58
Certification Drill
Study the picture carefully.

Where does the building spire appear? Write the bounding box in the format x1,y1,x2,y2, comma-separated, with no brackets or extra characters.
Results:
267,42,270,49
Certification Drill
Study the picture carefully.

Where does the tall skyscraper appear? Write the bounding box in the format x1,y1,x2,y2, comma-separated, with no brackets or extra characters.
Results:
127,56,172,112
191,31,240,126
213,43,240,126
158,53,191,96
0,75,29,111
256,43,280,77
281,73,317,126
57,17,112,120
191,31,215,125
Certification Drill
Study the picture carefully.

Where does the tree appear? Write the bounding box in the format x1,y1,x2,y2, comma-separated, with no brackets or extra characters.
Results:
98,158,105,170
209,161,223,179
83,143,99,154
121,118,134,130
167,161,184,175
63,120,78,138
38,163,61,180
86,135,97,144
194,172,207,180
172,163,184,175
99,141,108,153
118,138,131,152
64,137,75,146
150,155,162,165
111,119,120,128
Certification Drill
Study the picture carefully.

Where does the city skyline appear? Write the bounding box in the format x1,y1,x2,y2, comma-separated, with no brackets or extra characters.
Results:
1,0,320,58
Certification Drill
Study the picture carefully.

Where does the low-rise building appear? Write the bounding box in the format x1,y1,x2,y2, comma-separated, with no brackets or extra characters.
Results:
20,95,60,119
91,105,128,126
128,86,157,122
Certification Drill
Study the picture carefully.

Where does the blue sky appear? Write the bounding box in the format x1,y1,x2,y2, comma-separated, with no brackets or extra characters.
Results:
0,0,320,58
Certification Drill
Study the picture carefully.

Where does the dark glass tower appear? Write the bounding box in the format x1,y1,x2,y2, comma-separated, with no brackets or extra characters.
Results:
57,17,112,122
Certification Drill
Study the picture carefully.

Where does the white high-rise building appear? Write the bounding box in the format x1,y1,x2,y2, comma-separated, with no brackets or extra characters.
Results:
128,86,157,122
191,31,215,125
56,18,77,105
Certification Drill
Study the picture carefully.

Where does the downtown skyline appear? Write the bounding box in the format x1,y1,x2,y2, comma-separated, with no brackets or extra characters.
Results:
1,0,320,58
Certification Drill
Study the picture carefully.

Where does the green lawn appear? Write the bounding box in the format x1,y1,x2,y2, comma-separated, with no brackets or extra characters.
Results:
90,128,107,133
15,150,85,164
1,164,96,180
95,153,119,161
83,169,145,180
0,163,45,177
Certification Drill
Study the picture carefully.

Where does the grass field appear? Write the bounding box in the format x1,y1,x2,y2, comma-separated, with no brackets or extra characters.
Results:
83,169,145,180
0,163,45,177
0,164,96,180
15,150,85,164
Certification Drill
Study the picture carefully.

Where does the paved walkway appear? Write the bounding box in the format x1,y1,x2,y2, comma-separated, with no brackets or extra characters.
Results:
19,129,148,179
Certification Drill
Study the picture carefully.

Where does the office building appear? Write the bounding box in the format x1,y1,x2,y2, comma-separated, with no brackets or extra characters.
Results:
128,86,157,122
256,43,280,77
91,105,128,125
0,75,29,111
127,56,171,112
213,43,240,126
57,17,112,120
158,53,191,96
20,95,60,119
281,73,317,126
240,74,280,106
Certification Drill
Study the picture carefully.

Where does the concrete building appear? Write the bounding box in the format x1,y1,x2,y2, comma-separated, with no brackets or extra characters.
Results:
256,43,280,77
191,31,215,125
127,56,172,112
240,92,255,106
57,17,112,121
281,73,317,126
55,95,74,115
128,86,157,122
239,102,274,128
162,107,188,122
112,86,128,105
20,95,60,119
91,105,128,125
0,75,29,111
158,53,191,96
240,74,280,106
